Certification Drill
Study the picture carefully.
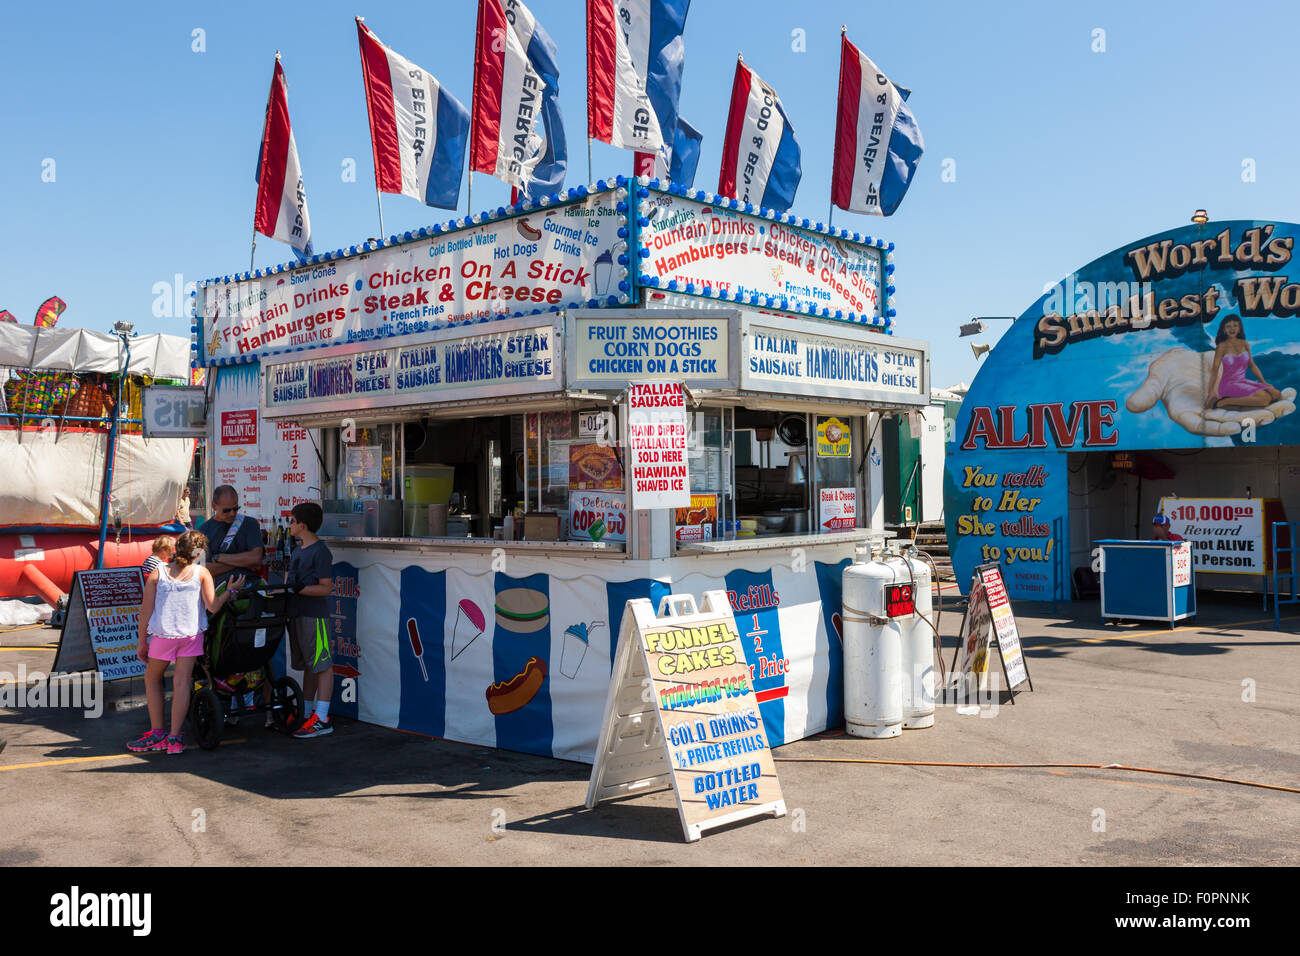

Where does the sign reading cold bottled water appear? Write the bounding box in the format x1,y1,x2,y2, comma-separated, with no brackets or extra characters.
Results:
627,381,691,509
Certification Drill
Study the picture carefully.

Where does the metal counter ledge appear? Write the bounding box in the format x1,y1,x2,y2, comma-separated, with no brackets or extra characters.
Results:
318,535,628,558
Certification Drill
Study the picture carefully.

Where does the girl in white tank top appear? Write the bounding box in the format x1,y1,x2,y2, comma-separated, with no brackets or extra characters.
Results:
127,531,245,756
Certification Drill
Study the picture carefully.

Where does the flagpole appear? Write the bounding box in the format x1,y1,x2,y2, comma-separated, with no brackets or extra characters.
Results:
250,224,257,273
375,190,385,238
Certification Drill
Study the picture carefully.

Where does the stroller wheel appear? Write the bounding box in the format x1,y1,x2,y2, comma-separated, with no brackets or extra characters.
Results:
191,687,223,750
271,677,304,733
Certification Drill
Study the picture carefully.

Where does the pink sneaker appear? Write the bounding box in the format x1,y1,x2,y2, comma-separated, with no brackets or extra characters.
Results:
127,729,167,753
166,734,185,755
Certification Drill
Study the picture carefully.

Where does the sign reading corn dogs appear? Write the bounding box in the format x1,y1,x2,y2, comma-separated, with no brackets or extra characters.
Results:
587,591,785,843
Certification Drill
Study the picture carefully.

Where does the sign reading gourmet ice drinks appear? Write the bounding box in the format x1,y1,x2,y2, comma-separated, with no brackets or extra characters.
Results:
741,313,928,405
1160,496,1269,574
587,592,786,843
568,309,733,388
263,319,560,416
627,381,690,509
201,191,626,363
638,189,884,319
53,569,146,680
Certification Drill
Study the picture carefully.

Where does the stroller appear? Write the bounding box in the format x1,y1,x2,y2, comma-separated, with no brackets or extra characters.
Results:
189,581,304,749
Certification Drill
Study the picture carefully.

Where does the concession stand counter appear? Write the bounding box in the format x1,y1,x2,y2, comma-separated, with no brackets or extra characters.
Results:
198,178,931,761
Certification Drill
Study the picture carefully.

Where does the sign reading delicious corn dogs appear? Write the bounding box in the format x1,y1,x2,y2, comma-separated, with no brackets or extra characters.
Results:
587,592,785,843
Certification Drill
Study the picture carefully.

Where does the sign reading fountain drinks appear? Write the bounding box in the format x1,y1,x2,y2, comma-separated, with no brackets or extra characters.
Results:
202,190,626,364
944,220,1300,601
638,188,885,319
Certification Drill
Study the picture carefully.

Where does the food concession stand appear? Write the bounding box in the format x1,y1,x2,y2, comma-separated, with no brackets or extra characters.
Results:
198,178,931,761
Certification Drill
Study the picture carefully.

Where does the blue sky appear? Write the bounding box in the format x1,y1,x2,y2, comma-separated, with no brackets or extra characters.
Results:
3,0,1298,387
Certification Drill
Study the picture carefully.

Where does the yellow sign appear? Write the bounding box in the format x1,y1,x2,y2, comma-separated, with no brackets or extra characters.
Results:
816,417,850,457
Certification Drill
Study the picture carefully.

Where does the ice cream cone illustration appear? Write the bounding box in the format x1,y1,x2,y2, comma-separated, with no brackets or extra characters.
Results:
560,620,602,678
451,598,486,661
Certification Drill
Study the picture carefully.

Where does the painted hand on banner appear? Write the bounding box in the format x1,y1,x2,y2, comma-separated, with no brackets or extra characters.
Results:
1126,347,1296,437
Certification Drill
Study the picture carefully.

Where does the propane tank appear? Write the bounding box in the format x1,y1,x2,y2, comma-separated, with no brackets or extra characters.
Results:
842,546,904,738
899,547,936,729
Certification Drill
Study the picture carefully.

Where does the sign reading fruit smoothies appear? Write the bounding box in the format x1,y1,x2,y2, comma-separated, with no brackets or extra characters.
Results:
201,190,627,364
587,592,786,842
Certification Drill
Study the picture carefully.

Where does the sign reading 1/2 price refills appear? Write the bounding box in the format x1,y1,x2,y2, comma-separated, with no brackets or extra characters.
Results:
627,381,691,509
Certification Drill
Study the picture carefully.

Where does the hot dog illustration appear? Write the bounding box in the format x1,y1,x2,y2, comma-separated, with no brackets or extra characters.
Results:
485,656,547,715
517,219,542,241
405,618,428,682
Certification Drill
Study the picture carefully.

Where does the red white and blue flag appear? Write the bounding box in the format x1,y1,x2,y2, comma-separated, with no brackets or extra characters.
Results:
717,57,801,213
471,0,567,201
832,32,924,217
357,19,470,210
255,55,313,257
587,0,690,171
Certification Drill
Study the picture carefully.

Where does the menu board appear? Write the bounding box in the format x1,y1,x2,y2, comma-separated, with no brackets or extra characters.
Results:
587,592,786,843
53,568,146,680
627,381,690,509
978,565,1029,691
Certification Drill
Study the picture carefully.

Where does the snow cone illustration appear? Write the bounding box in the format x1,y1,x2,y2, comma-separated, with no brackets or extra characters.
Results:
594,249,613,297
450,598,486,661
560,620,603,678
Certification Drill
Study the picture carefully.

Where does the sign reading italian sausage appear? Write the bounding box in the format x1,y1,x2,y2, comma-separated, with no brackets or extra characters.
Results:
627,381,690,509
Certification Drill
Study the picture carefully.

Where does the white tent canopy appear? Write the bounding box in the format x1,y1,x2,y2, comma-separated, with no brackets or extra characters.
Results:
0,325,190,379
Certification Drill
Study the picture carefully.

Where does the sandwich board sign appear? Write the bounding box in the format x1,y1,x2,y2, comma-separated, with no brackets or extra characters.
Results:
53,568,147,681
950,563,1032,708
586,591,786,842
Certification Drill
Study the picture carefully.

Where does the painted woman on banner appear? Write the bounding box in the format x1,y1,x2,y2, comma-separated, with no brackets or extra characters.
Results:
1205,315,1285,410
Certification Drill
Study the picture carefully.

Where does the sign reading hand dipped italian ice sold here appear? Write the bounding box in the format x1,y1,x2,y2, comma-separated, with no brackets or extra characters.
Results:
587,592,785,843
627,381,691,509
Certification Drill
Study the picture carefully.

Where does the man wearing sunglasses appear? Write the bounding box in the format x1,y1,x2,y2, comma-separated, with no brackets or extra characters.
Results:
198,486,265,587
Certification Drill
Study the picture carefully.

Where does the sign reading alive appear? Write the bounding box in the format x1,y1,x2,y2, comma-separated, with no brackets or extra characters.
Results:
627,381,690,509
587,593,786,843
52,569,145,681
202,192,626,363
638,189,884,319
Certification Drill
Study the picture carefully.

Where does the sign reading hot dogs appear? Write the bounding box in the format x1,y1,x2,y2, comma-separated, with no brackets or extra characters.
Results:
587,591,786,843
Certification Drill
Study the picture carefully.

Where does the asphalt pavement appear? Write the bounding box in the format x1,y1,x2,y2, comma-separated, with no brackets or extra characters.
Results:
2,593,1297,866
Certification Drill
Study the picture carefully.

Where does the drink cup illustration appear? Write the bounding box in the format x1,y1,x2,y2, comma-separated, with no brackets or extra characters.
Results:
560,621,602,678
594,249,613,296
451,598,486,661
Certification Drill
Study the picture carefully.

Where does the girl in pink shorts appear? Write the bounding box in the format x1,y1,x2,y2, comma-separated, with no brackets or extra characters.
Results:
127,530,244,755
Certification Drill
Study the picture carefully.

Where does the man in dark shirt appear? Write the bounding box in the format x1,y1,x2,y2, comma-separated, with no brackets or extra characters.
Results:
198,486,264,587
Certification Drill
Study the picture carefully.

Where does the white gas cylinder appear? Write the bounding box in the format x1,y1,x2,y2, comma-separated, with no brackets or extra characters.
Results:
898,550,936,729
842,551,904,738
